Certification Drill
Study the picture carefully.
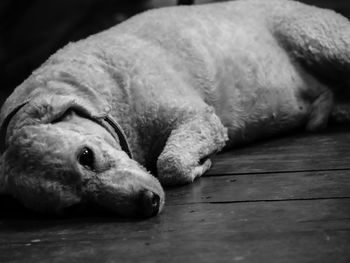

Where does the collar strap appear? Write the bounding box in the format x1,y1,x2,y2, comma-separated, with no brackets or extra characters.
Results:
100,115,133,159
0,102,27,154
0,103,133,159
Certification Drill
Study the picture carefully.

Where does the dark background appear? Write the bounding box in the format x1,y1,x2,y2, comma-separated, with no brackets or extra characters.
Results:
0,0,349,106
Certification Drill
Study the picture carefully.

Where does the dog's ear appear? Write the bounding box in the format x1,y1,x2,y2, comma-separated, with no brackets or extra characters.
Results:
0,154,7,194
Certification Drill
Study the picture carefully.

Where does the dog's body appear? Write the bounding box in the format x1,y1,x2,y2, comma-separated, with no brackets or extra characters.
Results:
1,0,350,217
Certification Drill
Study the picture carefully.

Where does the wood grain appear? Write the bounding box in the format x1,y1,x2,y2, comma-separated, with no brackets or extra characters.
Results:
0,199,349,263
207,126,350,175
166,170,350,205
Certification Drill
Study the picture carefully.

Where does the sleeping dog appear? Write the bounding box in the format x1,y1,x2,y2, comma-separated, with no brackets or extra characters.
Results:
1,0,350,217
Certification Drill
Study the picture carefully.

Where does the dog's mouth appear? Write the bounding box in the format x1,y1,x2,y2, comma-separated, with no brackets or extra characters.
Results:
81,169,165,218
60,189,162,218
61,194,161,218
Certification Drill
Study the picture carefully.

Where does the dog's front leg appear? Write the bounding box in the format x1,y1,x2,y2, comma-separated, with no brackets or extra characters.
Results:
157,110,228,186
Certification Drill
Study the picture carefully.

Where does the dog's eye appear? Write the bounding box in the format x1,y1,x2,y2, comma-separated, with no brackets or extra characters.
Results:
78,147,94,170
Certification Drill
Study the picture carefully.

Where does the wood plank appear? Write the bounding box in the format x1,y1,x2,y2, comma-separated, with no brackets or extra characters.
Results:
166,170,350,205
2,169,349,216
207,125,350,175
0,199,349,263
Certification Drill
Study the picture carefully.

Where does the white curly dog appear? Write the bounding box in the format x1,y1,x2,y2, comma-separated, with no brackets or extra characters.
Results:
1,0,350,217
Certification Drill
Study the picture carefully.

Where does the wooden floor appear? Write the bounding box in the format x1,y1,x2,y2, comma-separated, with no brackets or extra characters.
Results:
0,126,349,263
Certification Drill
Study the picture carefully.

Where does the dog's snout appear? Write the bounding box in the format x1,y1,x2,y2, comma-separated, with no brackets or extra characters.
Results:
138,190,161,217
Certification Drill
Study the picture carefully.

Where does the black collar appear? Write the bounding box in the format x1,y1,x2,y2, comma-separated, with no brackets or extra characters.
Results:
0,102,133,159
100,115,133,159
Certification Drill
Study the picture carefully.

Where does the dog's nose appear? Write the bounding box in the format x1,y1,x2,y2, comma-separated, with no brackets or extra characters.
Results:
138,190,160,217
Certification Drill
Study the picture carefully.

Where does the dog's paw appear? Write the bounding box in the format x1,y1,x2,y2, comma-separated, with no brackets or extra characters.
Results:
306,90,333,132
156,152,212,186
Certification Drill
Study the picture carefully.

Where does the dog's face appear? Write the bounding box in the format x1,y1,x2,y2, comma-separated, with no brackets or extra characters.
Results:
1,111,164,218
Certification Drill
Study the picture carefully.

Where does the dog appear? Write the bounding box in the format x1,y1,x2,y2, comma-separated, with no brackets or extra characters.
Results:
1,0,350,217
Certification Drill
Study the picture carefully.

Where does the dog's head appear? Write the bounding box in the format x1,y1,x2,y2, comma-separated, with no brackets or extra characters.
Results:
0,97,164,218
